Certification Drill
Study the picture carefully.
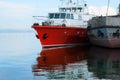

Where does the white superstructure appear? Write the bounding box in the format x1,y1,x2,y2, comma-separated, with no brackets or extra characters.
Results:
42,0,93,28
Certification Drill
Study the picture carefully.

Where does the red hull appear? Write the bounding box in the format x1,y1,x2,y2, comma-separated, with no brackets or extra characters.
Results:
32,25,88,47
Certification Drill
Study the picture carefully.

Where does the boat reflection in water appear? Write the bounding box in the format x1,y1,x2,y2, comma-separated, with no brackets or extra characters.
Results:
32,46,89,79
32,46,120,80
87,46,120,80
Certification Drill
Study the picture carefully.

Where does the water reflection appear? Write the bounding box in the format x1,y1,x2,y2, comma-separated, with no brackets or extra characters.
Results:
32,46,89,79
87,46,120,80
32,46,120,80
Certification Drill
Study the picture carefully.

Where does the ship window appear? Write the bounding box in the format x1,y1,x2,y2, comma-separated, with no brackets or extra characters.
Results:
60,8,66,12
66,14,70,19
49,13,54,19
61,13,66,19
78,7,82,12
66,8,71,12
72,7,76,12
71,14,74,19
55,13,60,19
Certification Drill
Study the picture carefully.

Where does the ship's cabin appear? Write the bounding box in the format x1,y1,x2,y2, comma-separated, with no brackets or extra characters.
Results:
48,3,87,19
41,1,90,27
49,13,74,19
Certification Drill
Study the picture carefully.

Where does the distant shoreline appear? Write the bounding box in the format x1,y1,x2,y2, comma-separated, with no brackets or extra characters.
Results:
0,29,34,33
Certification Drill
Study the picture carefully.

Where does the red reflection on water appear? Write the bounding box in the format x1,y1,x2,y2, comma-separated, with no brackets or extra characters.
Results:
32,46,88,76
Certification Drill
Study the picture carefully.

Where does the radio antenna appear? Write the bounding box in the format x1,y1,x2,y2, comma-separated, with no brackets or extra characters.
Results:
106,0,110,16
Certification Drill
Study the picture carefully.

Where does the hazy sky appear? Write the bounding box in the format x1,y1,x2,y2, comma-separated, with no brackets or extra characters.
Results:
0,0,119,30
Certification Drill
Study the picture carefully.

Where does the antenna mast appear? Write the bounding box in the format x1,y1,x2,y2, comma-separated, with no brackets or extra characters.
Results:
106,0,110,16
118,3,120,15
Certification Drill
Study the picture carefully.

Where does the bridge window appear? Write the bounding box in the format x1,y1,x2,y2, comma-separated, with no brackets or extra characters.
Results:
71,14,74,19
49,13,54,19
61,13,66,19
72,7,76,12
66,14,70,19
78,7,82,12
49,13,74,19
55,13,60,19
60,8,66,12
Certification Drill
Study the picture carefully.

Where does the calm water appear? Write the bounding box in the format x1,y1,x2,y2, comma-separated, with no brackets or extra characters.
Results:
0,32,120,80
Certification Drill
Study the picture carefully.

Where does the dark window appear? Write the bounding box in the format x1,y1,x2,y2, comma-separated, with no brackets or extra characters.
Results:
66,14,70,19
60,8,66,12
55,13,60,19
71,14,74,19
61,13,66,19
49,13,54,19
78,7,82,12
72,7,76,12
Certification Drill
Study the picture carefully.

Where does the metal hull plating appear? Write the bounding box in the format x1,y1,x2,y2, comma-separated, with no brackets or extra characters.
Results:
33,25,88,47
87,27,120,48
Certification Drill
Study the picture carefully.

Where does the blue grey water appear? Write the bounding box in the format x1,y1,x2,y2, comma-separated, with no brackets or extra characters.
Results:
0,31,120,80
0,32,42,80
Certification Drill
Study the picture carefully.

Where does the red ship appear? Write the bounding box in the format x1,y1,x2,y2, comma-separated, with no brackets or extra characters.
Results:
32,0,93,48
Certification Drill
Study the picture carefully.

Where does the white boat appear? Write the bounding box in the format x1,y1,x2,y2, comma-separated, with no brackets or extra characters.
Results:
32,0,94,48
87,4,120,48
